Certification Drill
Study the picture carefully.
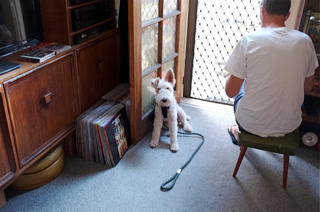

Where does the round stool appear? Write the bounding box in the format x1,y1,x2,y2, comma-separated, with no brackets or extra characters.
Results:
11,143,65,190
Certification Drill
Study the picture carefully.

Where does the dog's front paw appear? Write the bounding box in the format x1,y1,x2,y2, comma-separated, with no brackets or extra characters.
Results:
170,143,179,152
183,124,193,132
149,140,159,148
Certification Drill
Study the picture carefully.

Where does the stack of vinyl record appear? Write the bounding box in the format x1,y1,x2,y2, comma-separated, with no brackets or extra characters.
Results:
76,83,131,166
102,83,130,124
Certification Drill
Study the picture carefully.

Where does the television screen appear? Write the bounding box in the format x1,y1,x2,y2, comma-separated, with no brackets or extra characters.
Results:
0,0,43,58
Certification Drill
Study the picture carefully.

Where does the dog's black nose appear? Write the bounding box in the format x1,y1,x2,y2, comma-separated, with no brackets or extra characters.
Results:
162,98,167,103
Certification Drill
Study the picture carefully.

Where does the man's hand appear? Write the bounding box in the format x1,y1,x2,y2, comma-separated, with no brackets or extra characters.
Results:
304,75,314,94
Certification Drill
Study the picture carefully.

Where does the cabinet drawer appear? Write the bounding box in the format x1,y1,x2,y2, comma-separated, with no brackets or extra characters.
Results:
3,53,79,168
76,30,121,112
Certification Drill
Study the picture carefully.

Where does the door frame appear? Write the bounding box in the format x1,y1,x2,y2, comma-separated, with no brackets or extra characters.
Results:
128,0,189,144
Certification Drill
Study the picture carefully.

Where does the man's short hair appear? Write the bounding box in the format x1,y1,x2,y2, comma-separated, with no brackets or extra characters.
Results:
261,0,291,16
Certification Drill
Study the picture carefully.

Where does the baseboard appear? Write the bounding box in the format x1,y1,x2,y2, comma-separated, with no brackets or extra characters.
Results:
0,190,6,208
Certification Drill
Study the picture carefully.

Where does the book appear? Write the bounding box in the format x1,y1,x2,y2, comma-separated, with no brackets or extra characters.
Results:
30,41,52,50
311,80,320,95
0,60,22,75
306,12,320,44
31,42,71,55
301,10,312,33
20,49,56,63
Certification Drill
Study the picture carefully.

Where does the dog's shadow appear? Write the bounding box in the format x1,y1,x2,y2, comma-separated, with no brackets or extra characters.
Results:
156,128,192,150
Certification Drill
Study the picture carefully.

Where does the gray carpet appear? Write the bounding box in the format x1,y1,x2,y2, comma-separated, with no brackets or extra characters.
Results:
1,102,320,212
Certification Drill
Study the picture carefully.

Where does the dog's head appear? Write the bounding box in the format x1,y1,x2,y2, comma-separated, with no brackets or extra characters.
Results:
151,69,176,107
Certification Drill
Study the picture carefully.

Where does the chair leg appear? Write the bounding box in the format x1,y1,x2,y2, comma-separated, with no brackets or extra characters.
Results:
283,155,289,189
233,146,247,177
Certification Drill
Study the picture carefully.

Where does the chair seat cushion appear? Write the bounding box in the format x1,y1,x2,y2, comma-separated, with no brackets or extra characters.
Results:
238,129,300,155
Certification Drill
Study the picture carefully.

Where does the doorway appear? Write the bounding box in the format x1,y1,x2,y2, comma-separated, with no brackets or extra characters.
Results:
184,0,262,105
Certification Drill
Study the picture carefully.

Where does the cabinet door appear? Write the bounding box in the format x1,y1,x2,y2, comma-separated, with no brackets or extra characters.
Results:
3,53,79,168
76,30,121,112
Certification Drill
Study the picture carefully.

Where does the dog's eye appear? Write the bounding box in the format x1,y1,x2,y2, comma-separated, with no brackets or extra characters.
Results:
158,88,161,91
166,87,169,90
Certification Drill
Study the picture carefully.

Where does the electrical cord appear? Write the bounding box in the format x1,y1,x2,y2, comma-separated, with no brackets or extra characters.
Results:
160,126,205,192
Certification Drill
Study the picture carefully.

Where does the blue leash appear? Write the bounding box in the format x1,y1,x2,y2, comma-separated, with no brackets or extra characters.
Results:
160,130,205,192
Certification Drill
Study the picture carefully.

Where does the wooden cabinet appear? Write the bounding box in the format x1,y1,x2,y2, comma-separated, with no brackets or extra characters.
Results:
0,29,121,200
76,30,121,112
0,0,121,207
40,0,116,45
3,53,80,168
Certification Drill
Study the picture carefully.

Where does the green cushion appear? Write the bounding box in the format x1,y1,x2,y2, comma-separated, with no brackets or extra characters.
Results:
238,129,300,155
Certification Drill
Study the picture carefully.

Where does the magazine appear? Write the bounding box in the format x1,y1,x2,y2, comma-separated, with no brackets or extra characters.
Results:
20,49,55,63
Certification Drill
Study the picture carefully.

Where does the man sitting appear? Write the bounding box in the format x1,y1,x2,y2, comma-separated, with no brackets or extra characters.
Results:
224,0,318,144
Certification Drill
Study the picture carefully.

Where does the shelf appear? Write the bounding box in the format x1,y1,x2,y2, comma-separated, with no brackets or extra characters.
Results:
302,114,320,124
69,18,114,36
68,0,103,9
305,0,320,12
299,141,320,151
305,92,320,98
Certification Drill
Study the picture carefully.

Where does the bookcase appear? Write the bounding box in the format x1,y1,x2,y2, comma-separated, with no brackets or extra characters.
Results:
299,0,320,134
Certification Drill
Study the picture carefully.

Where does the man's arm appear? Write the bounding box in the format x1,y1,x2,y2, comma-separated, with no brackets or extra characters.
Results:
304,75,314,94
225,74,244,98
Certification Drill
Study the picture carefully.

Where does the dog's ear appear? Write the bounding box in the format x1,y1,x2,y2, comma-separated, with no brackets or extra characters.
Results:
151,77,160,88
165,68,176,86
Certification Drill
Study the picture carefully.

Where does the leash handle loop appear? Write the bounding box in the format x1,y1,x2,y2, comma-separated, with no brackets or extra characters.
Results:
160,171,181,191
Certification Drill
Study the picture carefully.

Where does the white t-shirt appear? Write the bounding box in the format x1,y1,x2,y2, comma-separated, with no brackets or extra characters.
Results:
224,27,319,137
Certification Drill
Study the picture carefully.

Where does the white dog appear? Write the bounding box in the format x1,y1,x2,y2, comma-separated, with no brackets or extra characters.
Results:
150,69,193,152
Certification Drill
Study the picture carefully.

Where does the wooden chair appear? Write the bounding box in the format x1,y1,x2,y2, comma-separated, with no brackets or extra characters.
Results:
232,129,300,189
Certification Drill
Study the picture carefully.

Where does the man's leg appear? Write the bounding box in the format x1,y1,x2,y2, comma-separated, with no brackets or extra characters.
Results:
233,81,244,114
228,82,244,144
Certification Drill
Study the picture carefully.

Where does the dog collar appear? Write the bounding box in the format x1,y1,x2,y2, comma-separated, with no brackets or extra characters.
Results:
153,103,170,118
161,106,170,118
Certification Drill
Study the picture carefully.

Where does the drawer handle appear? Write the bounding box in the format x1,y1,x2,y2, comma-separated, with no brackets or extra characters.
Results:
97,60,105,73
42,93,53,104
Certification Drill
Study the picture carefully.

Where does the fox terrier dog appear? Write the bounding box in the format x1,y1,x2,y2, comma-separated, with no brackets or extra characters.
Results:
150,69,193,152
